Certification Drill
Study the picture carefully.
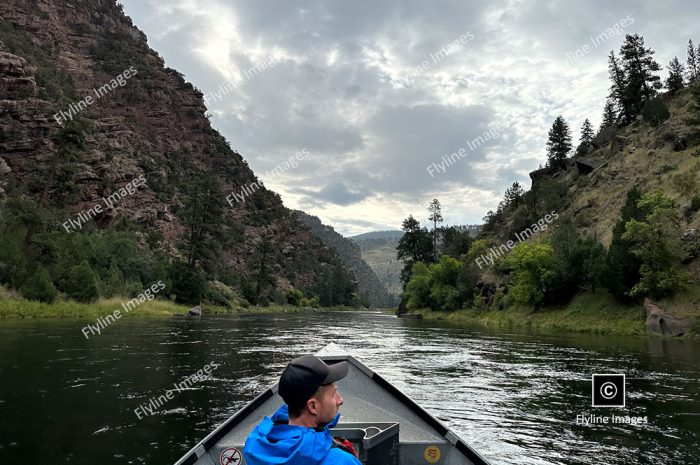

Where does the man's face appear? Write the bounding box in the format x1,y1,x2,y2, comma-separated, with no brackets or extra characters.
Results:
310,383,344,425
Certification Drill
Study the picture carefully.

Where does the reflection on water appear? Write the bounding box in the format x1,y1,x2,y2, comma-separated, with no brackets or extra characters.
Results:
0,312,699,465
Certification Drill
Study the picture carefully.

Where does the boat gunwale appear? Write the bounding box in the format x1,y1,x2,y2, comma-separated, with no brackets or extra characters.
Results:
173,353,491,465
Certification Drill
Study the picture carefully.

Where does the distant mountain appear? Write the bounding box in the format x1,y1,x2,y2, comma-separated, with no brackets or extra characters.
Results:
351,230,403,241
351,232,403,298
294,211,397,307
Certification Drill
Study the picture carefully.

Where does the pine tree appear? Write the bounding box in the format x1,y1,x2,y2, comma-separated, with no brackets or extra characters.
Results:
105,259,126,297
687,39,699,83
180,175,225,269
20,266,57,303
605,187,643,301
666,57,685,95
254,238,274,303
608,51,629,122
546,115,572,169
619,34,662,119
63,260,99,303
427,199,443,256
169,261,206,305
397,215,434,287
580,118,594,145
503,181,524,209
600,100,617,131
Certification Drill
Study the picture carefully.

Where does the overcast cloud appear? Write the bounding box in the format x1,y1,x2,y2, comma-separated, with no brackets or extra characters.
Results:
120,0,699,235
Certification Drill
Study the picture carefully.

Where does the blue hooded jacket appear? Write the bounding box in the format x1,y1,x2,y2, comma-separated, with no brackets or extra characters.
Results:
243,404,361,465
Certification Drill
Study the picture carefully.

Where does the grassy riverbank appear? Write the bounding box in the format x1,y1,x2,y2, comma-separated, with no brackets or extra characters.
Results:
408,289,700,337
0,288,360,319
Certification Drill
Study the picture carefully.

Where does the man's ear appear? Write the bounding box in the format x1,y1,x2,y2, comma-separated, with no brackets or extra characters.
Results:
306,397,319,416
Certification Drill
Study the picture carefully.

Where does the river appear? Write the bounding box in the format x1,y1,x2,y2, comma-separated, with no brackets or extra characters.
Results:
0,311,698,465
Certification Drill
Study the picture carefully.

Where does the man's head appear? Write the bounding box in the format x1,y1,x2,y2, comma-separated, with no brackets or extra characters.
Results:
278,355,349,426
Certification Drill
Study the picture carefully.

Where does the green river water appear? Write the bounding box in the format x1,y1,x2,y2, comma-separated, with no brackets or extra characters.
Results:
0,311,698,465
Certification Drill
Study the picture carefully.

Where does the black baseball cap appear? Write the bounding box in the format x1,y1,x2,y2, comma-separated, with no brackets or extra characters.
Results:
278,355,349,407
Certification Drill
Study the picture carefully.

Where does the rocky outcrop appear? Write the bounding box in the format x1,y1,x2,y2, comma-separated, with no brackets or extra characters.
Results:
644,298,692,336
591,124,619,149
0,51,36,97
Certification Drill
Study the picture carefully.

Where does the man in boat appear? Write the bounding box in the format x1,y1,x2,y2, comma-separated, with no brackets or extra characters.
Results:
243,355,361,465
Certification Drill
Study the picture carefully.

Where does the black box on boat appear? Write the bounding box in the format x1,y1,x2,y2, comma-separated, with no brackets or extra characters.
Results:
331,422,399,465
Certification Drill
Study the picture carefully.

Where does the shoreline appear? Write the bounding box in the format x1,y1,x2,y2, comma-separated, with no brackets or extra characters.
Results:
3,290,697,339
408,306,647,336
398,290,700,338
0,295,361,320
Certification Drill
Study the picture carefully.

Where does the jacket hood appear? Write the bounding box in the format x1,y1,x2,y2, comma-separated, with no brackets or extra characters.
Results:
243,404,341,465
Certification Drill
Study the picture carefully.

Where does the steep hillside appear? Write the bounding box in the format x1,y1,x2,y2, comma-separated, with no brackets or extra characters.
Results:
476,86,699,319
0,0,355,304
351,231,403,298
488,89,699,247
294,211,396,307
564,92,699,246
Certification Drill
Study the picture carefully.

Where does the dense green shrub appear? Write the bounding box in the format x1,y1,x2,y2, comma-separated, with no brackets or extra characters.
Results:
405,262,432,310
301,296,320,308
622,191,692,298
549,219,606,302
501,242,556,309
20,267,57,303
63,260,99,302
239,278,258,306
286,288,304,306
428,256,462,311
102,260,126,297
169,261,205,305
404,256,469,311
205,286,232,308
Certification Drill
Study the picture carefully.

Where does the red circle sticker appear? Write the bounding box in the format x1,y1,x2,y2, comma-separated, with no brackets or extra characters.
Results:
220,447,242,465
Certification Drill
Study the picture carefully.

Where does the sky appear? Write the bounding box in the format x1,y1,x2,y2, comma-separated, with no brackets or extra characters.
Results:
119,0,699,236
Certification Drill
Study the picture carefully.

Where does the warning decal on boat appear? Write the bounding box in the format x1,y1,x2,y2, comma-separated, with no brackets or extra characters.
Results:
220,447,242,465
424,445,441,463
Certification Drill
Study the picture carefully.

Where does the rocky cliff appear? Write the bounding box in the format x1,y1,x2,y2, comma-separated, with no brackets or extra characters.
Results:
0,0,356,302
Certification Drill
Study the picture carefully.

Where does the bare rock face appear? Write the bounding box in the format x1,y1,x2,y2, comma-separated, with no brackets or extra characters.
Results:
610,134,630,152
0,51,28,76
591,124,619,149
644,298,691,336
0,51,36,97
